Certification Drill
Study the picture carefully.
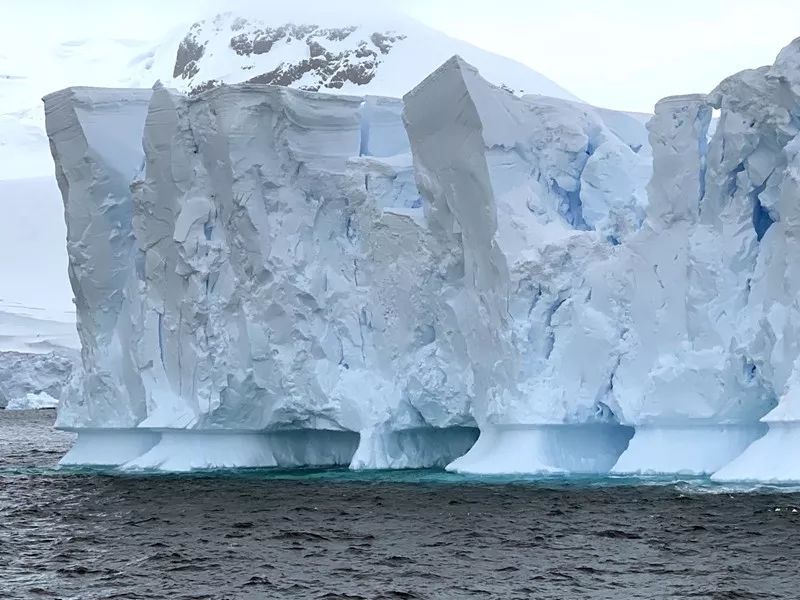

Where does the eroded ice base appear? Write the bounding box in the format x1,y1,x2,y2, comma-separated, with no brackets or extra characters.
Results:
612,425,767,476
446,425,634,475
712,423,800,482
59,430,161,466
58,427,477,472
351,427,479,470
122,431,359,472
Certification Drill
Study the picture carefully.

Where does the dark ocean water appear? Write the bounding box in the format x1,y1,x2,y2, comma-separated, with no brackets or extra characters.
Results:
1,410,799,599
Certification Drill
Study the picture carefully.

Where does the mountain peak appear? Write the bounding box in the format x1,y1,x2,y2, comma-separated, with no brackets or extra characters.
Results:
138,9,578,102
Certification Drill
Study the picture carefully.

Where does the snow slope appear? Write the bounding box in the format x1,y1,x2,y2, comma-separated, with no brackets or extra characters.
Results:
0,178,74,323
0,178,79,409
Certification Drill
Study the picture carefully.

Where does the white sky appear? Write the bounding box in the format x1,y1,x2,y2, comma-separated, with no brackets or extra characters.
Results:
1,0,799,112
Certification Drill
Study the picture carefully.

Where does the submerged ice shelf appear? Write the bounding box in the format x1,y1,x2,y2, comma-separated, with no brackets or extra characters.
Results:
44,38,800,480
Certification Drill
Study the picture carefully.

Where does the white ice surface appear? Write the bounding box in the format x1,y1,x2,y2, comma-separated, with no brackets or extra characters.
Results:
447,425,633,475
1,7,584,368
40,34,800,480
59,430,161,466
5,392,59,411
612,425,767,476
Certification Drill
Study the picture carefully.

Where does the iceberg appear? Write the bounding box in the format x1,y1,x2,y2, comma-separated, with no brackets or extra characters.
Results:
46,80,482,470
44,37,800,481
5,392,59,411
0,348,76,409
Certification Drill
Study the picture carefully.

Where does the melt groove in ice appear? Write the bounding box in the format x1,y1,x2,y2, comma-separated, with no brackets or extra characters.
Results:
44,38,800,480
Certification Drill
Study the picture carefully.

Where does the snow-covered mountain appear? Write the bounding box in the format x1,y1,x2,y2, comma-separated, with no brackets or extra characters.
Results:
139,10,579,100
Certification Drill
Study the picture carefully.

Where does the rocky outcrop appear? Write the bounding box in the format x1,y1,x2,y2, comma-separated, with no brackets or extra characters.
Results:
173,14,408,94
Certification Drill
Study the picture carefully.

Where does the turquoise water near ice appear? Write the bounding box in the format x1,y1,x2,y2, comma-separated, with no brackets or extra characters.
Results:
1,463,796,496
2,409,799,494
3,411,800,599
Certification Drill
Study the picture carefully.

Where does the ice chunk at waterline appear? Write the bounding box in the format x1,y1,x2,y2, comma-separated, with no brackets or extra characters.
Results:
403,56,646,473
5,392,59,410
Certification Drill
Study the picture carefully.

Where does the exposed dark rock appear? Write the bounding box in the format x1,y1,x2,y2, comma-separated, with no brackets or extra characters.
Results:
230,24,322,57
327,61,378,88
319,26,357,41
230,33,255,56
252,36,274,55
173,24,207,79
355,43,376,59
370,31,407,55
185,19,405,93
308,40,326,58
189,79,223,96
231,17,249,32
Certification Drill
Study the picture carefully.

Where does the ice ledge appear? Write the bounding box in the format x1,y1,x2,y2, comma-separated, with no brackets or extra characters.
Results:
612,424,768,476
446,424,634,475
712,423,800,482
351,427,478,470
59,430,162,467
58,427,478,472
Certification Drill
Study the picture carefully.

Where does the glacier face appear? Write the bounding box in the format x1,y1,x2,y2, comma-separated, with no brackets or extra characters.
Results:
46,80,482,470
45,38,800,480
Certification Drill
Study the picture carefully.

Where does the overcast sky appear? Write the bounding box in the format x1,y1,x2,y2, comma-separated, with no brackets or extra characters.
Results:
1,0,799,112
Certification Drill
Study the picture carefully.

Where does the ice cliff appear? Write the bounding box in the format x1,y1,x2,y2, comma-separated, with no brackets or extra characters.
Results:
2,7,586,415
45,38,800,481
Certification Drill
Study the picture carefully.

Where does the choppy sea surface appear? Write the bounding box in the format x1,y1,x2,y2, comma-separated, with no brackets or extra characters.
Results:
1,410,799,599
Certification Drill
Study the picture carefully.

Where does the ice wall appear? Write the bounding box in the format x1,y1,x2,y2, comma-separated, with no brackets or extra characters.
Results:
401,43,800,479
46,82,481,470
709,40,800,481
597,93,775,475
46,40,800,479
403,57,647,473
607,41,800,480
45,88,152,428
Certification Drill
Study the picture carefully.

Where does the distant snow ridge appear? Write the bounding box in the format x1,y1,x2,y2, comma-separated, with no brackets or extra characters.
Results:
5,392,59,411
140,10,579,101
